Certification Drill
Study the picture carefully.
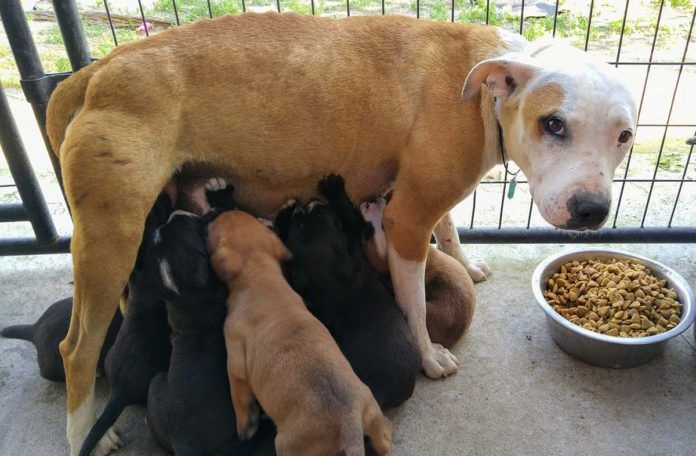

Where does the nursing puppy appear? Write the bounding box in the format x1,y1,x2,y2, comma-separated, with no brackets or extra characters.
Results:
360,198,476,348
209,210,392,456
146,211,264,455
1,298,121,383
275,175,420,408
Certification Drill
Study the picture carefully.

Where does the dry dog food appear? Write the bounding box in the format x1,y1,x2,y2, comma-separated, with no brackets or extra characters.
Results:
544,258,682,338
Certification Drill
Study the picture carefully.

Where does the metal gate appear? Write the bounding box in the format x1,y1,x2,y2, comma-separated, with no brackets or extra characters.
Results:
0,0,694,255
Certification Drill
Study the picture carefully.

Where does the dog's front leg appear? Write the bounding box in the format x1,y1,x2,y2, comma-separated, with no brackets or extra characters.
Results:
433,212,491,282
383,192,458,378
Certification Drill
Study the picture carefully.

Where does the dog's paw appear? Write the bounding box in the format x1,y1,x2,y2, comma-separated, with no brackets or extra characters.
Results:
318,173,345,198
422,343,458,379
91,427,122,456
465,259,492,283
238,402,261,441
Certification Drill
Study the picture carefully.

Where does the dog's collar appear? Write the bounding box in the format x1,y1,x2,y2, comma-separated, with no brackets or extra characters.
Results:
495,105,520,199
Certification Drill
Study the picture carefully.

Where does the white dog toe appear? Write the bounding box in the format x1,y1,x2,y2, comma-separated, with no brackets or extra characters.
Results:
91,427,121,456
465,259,492,283
422,343,459,379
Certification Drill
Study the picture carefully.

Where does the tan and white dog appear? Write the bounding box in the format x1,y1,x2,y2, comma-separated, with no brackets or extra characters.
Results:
45,12,636,454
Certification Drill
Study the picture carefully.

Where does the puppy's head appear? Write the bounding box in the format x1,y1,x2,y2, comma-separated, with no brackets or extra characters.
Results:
276,200,360,293
208,210,291,282
145,210,217,301
462,42,637,230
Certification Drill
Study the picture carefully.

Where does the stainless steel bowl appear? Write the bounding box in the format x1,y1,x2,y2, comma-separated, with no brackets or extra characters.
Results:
532,248,695,368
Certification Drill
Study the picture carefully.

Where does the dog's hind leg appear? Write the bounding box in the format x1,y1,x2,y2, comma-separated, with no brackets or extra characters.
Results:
433,211,491,282
58,112,176,455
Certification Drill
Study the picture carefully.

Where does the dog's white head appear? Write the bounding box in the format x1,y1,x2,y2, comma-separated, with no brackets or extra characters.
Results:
463,42,637,230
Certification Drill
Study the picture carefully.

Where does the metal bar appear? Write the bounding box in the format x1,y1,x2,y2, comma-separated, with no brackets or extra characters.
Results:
584,0,595,51
382,0,385,15
457,227,696,244
416,0,419,19
103,0,119,46
498,177,508,229
640,6,695,228
51,0,91,71
614,0,630,67
137,0,149,36
668,132,695,227
637,123,696,127
0,236,71,256
552,0,559,37
519,0,525,35
347,0,350,17
612,0,665,228
276,0,282,13
208,0,214,17
172,0,181,26
0,204,29,223
311,0,315,15
607,61,696,65
526,198,534,229
485,0,490,25
0,84,58,244
0,1,67,199
469,190,477,229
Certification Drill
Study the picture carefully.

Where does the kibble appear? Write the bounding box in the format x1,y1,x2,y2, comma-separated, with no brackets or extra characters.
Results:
544,257,682,338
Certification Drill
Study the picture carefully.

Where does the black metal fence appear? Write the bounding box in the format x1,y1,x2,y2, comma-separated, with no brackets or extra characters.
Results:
0,0,694,255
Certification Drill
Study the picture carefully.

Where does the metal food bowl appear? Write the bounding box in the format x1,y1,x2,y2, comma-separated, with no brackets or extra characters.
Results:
532,248,695,368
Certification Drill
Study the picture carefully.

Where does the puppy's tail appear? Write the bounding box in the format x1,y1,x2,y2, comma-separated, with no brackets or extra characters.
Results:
46,59,104,158
0,324,34,342
78,394,128,456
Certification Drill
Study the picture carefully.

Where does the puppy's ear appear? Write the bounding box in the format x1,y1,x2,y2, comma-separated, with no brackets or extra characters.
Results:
461,55,540,101
210,247,243,282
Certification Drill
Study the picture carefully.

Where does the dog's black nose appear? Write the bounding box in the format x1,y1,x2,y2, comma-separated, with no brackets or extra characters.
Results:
567,193,610,229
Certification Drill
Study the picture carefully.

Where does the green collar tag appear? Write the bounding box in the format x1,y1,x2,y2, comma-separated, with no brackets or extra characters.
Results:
507,176,517,199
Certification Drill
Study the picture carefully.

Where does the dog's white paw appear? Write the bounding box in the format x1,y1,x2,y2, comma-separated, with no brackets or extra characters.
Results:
205,177,228,192
281,198,296,210
91,427,122,456
465,259,492,283
422,343,458,379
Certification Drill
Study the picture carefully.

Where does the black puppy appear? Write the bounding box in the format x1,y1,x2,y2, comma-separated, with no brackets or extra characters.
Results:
276,174,421,408
79,194,175,456
145,211,273,455
1,298,122,382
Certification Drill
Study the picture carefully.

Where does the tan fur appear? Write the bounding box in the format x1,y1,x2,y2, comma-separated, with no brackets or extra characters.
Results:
46,13,512,448
208,211,392,455
521,83,564,140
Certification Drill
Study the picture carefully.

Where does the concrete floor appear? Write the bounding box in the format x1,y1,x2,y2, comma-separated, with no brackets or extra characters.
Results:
1,243,695,456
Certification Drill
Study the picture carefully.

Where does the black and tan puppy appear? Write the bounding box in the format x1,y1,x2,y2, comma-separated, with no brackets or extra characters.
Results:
275,175,421,408
79,194,175,456
146,211,270,455
1,298,121,383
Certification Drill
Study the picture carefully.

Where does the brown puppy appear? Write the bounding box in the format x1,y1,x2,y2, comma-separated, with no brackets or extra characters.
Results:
361,198,476,348
208,210,392,456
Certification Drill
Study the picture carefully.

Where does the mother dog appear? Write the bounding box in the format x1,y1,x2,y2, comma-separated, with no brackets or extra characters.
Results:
46,12,636,454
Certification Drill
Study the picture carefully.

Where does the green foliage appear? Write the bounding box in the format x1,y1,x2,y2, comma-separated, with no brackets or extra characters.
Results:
633,138,690,173
429,1,448,21
153,0,242,22
669,0,693,8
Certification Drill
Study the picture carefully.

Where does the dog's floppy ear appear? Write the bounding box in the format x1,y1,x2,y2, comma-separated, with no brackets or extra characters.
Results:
462,55,540,101
210,247,243,282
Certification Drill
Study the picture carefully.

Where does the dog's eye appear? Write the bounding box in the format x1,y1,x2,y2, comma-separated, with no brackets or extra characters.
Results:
544,117,565,137
618,130,633,144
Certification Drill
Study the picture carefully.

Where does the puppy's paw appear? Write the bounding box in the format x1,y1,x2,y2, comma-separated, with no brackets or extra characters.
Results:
238,402,260,441
204,177,229,192
422,343,458,379
465,259,492,283
91,427,122,456
318,173,345,198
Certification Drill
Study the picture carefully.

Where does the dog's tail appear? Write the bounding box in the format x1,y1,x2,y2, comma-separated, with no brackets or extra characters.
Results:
0,324,34,342
78,394,128,456
45,59,105,158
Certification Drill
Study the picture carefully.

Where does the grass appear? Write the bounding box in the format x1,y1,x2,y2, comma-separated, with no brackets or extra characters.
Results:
632,138,691,173
153,0,242,22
